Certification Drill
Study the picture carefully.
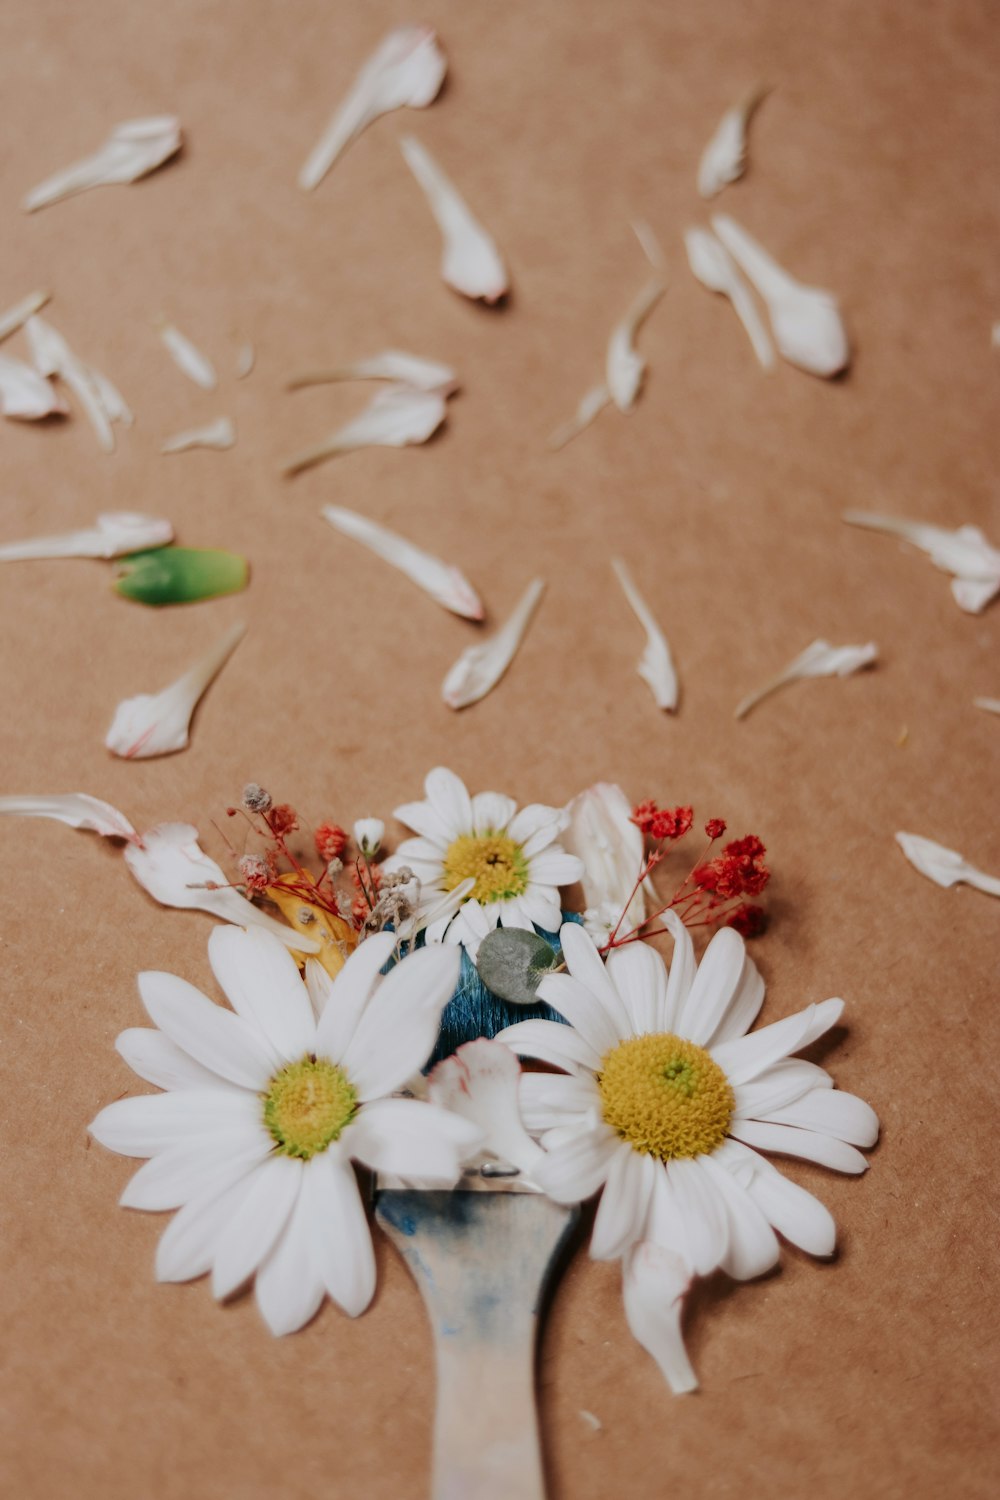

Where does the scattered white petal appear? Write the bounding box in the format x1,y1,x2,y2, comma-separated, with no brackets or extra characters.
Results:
400,135,509,303
428,1039,544,1175
578,1410,603,1434
25,315,130,452
235,342,255,379
563,783,647,939
0,511,173,561
105,621,245,759
289,350,457,393
442,578,544,710
974,697,1000,715
285,384,448,474
697,84,768,199
843,511,1000,615
161,416,235,454
547,383,611,451
611,558,679,711
124,823,319,951
0,290,50,343
158,321,218,390
631,218,667,273
735,639,877,720
895,832,1000,899
623,1242,698,1395
684,227,775,369
606,277,665,412
23,115,182,213
321,504,483,620
0,793,137,841
299,26,446,191
712,213,849,377
0,354,67,419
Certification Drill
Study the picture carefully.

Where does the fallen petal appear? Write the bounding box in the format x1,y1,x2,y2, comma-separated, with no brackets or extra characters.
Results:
546,383,611,451
322,505,482,620
712,213,849,377
895,832,1000,899
735,639,877,720
973,697,1000,715
428,1039,543,1176
684,226,775,369
299,26,446,191
0,792,137,841
158,321,218,390
442,578,544,710
0,354,67,419
400,135,509,303
23,115,181,213
622,1243,698,1395
0,290,50,344
288,349,456,393
611,558,679,710
235,342,256,379
106,621,245,759
843,511,1000,614
0,511,173,561
25,315,129,452
606,277,665,412
286,384,448,475
697,83,768,199
161,416,235,454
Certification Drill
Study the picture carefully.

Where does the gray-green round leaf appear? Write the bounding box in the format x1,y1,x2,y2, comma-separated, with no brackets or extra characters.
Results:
475,927,561,1005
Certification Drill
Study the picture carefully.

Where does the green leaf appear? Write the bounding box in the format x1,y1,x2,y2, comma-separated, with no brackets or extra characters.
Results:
113,547,249,606
475,927,561,1006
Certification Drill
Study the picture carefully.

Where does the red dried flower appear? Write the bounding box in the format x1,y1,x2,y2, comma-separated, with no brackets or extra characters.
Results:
630,800,659,834
631,801,693,841
268,803,299,837
315,822,348,862
727,904,768,939
692,834,770,901
704,818,727,840
238,854,269,895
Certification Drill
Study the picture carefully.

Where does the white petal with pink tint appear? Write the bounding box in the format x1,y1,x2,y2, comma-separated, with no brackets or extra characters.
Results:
428,1039,543,1175
442,578,545,710
321,504,483,620
400,135,509,303
106,620,245,759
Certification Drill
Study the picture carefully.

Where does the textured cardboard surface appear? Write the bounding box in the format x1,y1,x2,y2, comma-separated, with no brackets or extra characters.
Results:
0,3,998,1497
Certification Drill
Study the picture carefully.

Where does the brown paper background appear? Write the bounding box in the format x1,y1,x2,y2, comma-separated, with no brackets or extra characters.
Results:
1,2,998,1496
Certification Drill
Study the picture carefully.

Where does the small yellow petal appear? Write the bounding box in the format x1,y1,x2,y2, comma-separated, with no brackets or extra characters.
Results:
266,873,357,978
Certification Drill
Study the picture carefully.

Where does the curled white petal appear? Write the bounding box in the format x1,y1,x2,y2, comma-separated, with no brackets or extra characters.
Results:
843,510,1000,614
158,322,218,390
428,1039,544,1176
697,84,768,199
23,116,181,213
974,697,1000,715
684,227,775,369
712,213,849,378
606,277,665,412
563,783,647,937
0,354,67,419
895,832,1000,899
124,824,318,951
0,290,50,344
400,135,509,303
735,639,877,720
442,578,544,710
322,504,483,620
161,416,235,454
623,1242,697,1395
299,26,446,191
285,383,448,475
105,621,245,760
289,350,456,393
0,793,137,840
547,383,610,451
611,558,678,710
25,315,131,452
0,511,173,562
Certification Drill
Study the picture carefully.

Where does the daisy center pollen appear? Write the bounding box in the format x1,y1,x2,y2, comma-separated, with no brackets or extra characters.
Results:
263,1058,357,1160
598,1032,734,1161
441,831,529,904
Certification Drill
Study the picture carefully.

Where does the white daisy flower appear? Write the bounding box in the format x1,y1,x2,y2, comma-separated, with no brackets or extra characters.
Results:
382,766,584,945
496,917,878,1392
89,926,481,1335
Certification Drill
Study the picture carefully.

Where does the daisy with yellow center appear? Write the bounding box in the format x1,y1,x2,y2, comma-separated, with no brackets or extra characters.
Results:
495,918,878,1394
89,926,481,1335
382,766,584,949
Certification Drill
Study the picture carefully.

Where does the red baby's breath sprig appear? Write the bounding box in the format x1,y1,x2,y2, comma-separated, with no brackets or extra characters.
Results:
315,822,348,863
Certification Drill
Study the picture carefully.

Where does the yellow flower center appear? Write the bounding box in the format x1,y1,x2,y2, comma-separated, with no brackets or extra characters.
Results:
263,1058,358,1160
441,831,529,904
598,1032,734,1160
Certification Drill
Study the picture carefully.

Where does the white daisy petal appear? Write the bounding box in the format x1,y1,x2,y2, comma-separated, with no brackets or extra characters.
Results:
255,1185,327,1335
303,1149,376,1317
590,1146,657,1260
120,1133,273,1211
556,922,632,1038
519,889,563,932
733,1059,833,1119
507,803,567,848
348,1096,481,1181
531,1126,621,1204
341,943,461,1100
711,998,844,1086
518,1071,602,1131
729,1119,869,1173
392,835,449,864
677,926,746,1045
90,1089,262,1158
211,1155,303,1300
760,1088,879,1147
304,961,334,1021
427,1039,539,1173
424,766,474,838
391,800,452,844
622,1243,698,1396
495,1019,602,1075
660,911,697,1031
698,1153,780,1280
155,1173,261,1282
137,969,276,1090
315,932,397,1063
526,850,585,886
606,941,668,1037
498,899,536,932
706,951,765,1046
207,927,317,1064
470,791,517,833
746,1166,836,1257
656,1157,730,1275
115,1027,229,1092
536,973,622,1057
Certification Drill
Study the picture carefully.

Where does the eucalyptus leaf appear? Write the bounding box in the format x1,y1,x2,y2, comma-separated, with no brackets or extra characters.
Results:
113,546,248,606
475,926,561,1006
